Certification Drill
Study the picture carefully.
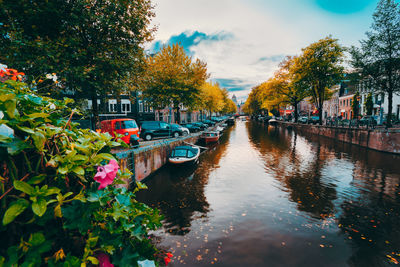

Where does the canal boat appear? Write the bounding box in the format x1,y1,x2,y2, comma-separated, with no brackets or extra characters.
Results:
200,131,220,144
168,145,201,165
268,118,278,126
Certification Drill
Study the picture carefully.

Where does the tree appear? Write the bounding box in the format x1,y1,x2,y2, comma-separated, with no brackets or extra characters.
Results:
294,36,345,124
351,92,360,119
141,44,209,123
243,84,268,115
200,82,225,118
365,92,374,115
0,0,156,128
271,56,309,122
350,0,400,127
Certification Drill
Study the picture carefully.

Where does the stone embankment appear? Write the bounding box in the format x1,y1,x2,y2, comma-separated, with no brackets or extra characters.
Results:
279,122,400,154
114,133,201,184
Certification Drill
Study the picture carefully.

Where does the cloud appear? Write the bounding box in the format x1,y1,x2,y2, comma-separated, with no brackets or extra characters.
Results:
149,31,234,55
149,0,379,101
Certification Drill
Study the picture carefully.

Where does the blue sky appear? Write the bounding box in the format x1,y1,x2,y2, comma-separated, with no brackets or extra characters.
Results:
148,0,381,102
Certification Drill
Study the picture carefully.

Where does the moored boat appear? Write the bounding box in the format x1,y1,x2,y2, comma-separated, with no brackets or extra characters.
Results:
200,131,220,144
168,145,201,165
268,118,278,126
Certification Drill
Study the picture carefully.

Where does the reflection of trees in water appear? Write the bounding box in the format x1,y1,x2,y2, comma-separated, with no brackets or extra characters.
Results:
338,190,400,266
247,122,338,219
137,126,234,235
285,127,400,265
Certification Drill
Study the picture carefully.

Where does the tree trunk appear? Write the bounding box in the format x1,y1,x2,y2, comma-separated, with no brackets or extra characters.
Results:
175,105,181,124
388,90,393,127
91,91,100,130
294,101,299,122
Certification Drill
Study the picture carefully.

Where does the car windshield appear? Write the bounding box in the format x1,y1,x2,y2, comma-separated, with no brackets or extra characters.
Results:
120,120,137,129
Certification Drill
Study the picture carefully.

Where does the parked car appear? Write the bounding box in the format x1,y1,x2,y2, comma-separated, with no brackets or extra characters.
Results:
203,119,216,126
100,118,140,147
192,122,208,130
309,116,320,124
298,117,308,124
171,123,189,136
139,121,184,141
226,118,235,125
181,123,202,132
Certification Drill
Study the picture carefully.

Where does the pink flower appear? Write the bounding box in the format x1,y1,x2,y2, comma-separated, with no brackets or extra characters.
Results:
97,253,114,267
93,159,119,190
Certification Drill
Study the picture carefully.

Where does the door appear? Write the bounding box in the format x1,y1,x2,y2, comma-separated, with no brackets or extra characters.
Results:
159,122,171,137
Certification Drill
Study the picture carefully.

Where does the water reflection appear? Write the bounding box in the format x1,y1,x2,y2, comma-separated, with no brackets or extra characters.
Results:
252,123,400,266
137,120,400,266
137,126,233,235
248,125,338,220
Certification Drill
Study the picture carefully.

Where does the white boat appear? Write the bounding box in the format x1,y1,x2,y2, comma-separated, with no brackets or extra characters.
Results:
168,145,201,165
268,118,278,125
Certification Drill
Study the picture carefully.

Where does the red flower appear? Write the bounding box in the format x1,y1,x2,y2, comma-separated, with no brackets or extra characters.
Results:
93,159,119,190
164,257,171,266
97,253,114,267
166,253,173,258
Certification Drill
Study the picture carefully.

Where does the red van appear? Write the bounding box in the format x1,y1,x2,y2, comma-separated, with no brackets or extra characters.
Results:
100,119,140,147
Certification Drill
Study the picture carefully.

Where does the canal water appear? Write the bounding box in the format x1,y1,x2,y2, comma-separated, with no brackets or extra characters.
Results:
137,120,400,267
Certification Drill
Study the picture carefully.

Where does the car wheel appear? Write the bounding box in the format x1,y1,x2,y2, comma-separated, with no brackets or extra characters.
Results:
183,131,188,136
145,134,152,141
173,132,180,138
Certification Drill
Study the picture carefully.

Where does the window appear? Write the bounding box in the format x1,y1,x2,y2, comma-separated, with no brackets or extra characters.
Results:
114,121,121,130
138,100,143,113
160,122,169,129
120,120,137,129
121,99,131,113
87,99,101,110
144,102,149,113
108,99,117,112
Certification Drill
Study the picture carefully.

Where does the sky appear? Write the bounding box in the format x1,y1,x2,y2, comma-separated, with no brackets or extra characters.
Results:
147,0,381,102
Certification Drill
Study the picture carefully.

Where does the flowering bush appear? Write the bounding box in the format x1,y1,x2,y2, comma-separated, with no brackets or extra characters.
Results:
0,73,164,266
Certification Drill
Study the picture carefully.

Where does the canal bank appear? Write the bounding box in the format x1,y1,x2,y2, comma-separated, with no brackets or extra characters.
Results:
114,133,201,183
278,121,400,154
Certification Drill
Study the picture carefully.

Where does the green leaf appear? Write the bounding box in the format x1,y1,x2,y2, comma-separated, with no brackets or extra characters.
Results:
32,198,47,217
0,93,15,102
95,153,116,161
44,187,60,196
32,131,46,151
28,113,50,119
87,257,99,265
72,166,85,176
58,165,68,174
16,125,35,134
87,235,99,247
72,154,88,162
3,139,31,155
14,180,35,195
2,199,29,225
4,100,17,119
29,232,45,246
27,174,46,185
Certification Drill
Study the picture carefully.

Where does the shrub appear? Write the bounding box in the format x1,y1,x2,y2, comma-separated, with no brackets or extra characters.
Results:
0,73,163,266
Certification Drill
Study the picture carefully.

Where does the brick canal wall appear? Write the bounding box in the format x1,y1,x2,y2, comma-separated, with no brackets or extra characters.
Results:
114,134,201,185
279,122,400,154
